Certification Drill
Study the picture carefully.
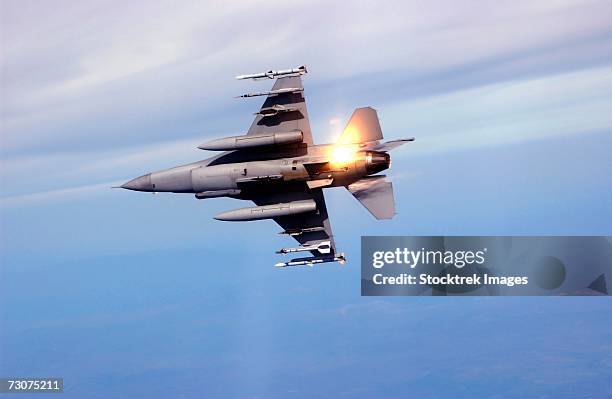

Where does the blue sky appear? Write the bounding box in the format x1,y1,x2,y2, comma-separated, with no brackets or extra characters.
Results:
1,0,612,398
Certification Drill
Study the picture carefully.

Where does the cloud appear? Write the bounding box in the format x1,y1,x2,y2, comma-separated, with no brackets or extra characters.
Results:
1,0,612,207
2,64,611,204
383,65,612,156
2,0,612,156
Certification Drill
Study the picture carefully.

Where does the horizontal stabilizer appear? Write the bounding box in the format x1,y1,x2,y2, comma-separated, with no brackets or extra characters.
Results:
347,176,395,219
358,138,414,152
372,138,414,152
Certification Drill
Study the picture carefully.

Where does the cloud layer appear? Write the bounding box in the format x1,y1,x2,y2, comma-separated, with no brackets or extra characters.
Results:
2,0,612,202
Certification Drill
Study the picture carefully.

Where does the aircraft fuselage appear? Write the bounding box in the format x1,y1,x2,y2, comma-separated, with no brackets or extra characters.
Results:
121,144,390,199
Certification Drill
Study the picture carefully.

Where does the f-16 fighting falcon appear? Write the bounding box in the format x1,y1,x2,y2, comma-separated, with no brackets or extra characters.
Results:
121,65,414,267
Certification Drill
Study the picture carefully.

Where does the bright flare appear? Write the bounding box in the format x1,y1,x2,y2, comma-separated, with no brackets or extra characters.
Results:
331,145,357,165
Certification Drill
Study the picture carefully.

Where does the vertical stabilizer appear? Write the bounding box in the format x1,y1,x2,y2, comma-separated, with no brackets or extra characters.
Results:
338,107,383,144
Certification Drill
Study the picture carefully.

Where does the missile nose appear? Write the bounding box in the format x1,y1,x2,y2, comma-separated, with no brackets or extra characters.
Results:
121,173,154,191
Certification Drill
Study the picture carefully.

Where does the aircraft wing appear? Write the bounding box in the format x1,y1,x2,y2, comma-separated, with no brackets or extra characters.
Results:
246,76,314,145
251,188,336,256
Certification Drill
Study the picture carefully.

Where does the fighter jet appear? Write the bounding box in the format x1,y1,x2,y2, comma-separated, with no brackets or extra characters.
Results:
121,66,414,267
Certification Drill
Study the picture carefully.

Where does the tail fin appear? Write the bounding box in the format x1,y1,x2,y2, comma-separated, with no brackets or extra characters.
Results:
347,176,395,219
338,107,383,145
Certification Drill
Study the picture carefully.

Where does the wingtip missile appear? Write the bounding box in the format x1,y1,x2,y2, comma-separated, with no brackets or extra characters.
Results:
236,65,307,80
274,253,346,268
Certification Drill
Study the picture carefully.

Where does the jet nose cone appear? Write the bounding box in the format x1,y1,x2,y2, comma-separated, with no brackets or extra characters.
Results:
121,173,153,191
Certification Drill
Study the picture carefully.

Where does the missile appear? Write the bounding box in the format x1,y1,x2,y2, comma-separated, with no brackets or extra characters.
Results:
278,227,326,236
274,253,347,268
255,104,298,117
236,65,307,80
198,131,303,151
276,241,332,255
195,189,241,199
236,87,303,98
214,199,316,222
